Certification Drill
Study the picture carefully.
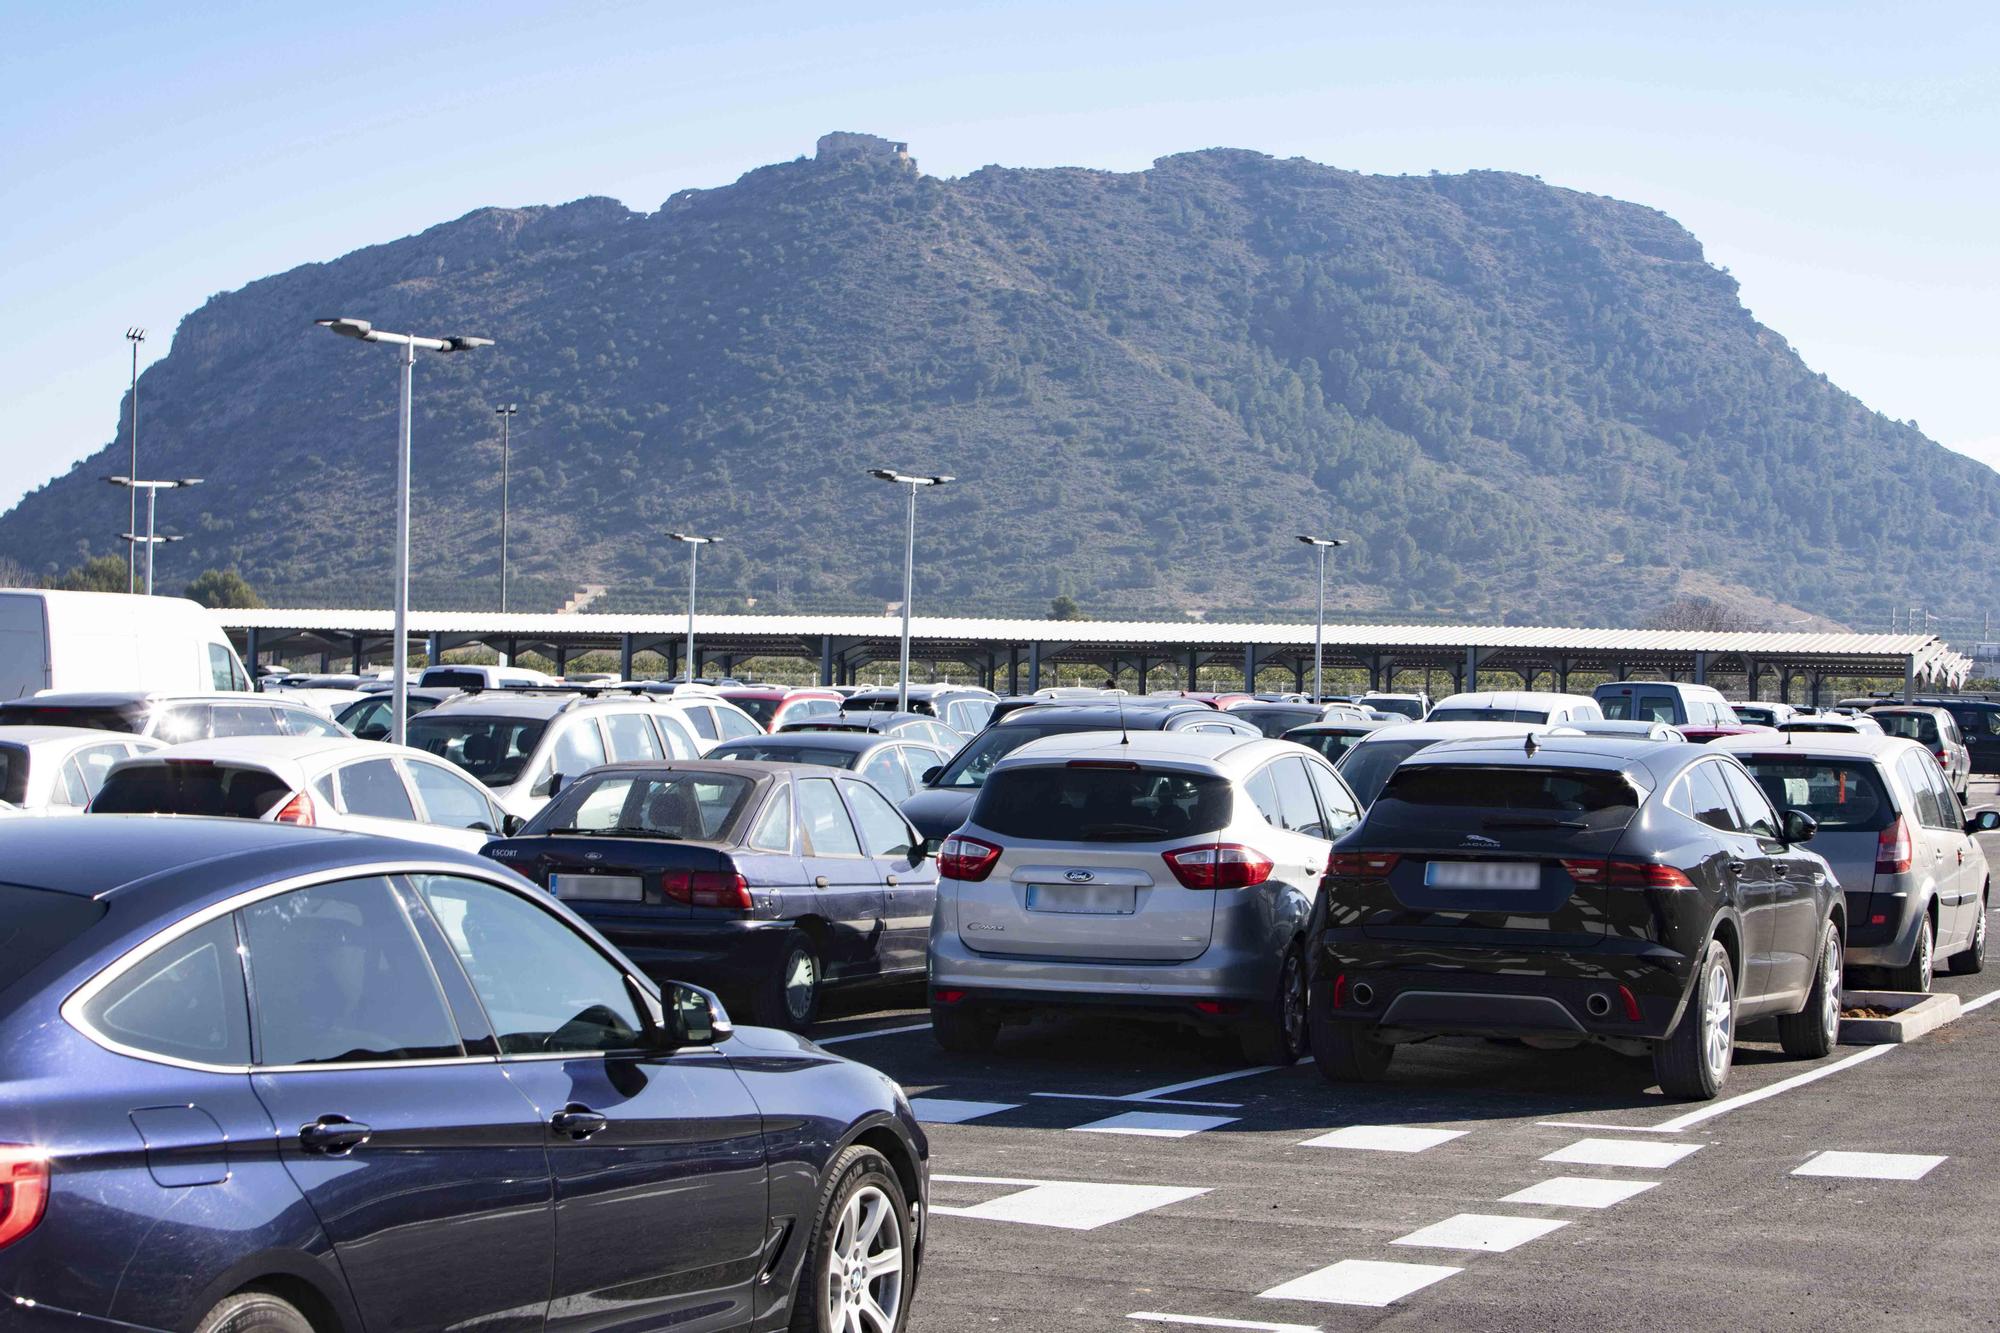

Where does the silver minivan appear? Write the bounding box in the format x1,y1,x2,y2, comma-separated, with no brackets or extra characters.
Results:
927,732,1361,1062
1714,733,1992,991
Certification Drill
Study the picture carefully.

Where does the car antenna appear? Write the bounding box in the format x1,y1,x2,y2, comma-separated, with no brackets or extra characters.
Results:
1117,691,1130,745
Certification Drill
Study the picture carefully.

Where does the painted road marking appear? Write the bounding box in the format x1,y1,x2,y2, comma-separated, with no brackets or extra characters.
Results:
929,1174,1209,1230
1300,1125,1468,1153
1073,1110,1239,1138
1652,1045,1894,1132
1793,1150,1947,1180
908,1097,1018,1124
1128,1313,1320,1332
1128,1063,1297,1099
1534,1120,1687,1134
1501,1176,1659,1209
1033,1092,1245,1110
1258,1259,1461,1308
1392,1212,1570,1253
815,1021,931,1046
1543,1137,1703,1169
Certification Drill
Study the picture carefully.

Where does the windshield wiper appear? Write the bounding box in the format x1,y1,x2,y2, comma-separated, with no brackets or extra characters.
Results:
1481,816,1589,830
1080,822,1169,839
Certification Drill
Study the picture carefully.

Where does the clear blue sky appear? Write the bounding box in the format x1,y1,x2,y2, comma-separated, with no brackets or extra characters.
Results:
3,0,1995,512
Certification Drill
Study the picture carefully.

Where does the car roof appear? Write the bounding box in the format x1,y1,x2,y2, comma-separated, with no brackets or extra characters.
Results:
994,729,1279,772
712,731,890,754
1706,732,1927,761
994,701,1212,728
1,692,294,708
1432,691,1599,709
1284,718,1396,736
116,735,407,768
846,684,995,701
1351,720,1552,743
1404,733,1706,783
0,725,160,747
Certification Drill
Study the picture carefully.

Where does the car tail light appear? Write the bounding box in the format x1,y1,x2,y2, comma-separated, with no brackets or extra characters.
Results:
1562,858,1693,888
1617,985,1642,1022
662,866,752,909
273,790,315,826
1191,999,1243,1016
1876,818,1914,875
1933,750,1949,768
1162,844,1274,889
1326,851,1401,877
0,1146,48,1250
939,835,1002,882
932,988,968,1005
1331,973,1349,1009
1561,858,1609,884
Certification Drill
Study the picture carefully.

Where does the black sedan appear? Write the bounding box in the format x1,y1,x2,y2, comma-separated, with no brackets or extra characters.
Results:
0,817,925,1333
1308,734,1844,1099
484,760,936,1029
708,730,952,802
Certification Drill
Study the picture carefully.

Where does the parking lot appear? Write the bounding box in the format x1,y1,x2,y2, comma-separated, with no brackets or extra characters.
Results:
810,782,2000,1332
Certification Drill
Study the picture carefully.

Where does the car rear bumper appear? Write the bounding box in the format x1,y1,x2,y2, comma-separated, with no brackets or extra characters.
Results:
1843,886,1927,966
581,913,794,992
927,931,1277,1006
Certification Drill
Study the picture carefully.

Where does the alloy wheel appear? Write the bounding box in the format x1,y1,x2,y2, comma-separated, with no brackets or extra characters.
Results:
1820,934,1843,1044
1917,918,1934,992
824,1184,903,1333
1280,953,1307,1055
1702,958,1734,1081
786,948,818,1024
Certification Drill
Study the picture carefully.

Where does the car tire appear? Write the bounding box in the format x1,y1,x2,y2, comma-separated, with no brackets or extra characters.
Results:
929,1001,999,1053
1884,911,1935,993
1308,974,1392,1083
194,1292,314,1333
752,931,822,1031
1654,940,1735,1100
1777,923,1842,1059
789,1144,913,1333
1239,946,1308,1066
1947,890,1987,975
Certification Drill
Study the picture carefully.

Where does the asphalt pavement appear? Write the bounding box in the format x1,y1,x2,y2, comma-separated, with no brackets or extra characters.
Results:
818,782,2000,1332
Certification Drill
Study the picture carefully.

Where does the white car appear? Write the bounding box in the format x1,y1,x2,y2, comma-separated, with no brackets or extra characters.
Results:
0,691,351,742
90,735,510,851
0,725,165,814
1426,691,1604,725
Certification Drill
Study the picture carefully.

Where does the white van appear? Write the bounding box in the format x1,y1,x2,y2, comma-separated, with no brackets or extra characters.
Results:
417,664,556,690
0,589,251,700
1426,691,1603,725
1593,680,1740,727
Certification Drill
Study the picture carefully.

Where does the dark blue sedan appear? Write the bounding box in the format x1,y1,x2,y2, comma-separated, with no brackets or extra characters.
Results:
0,817,925,1333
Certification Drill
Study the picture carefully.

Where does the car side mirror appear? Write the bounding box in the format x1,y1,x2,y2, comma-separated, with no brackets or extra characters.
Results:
1964,808,2000,836
921,766,942,786
1782,808,1819,844
906,834,928,864
653,980,733,1048
501,813,526,837
540,771,565,799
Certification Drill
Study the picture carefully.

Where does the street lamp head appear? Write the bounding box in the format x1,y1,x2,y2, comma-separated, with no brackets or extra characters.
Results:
495,403,519,416
928,474,956,486
316,317,374,340
668,532,719,545
125,327,145,343
104,475,133,487
173,477,204,488
870,468,953,487
443,336,493,353
1296,535,1347,548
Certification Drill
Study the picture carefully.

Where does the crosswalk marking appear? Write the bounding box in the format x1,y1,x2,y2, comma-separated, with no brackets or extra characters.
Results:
908,1097,1018,1124
1258,1258,1462,1308
1392,1212,1570,1253
1128,1313,1321,1332
1073,1110,1239,1138
1793,1150,1946,1180
1542,1137,1703,1169
1500,1176,1659,1209
929,1175,1209,1230
1300,1125,1467,1153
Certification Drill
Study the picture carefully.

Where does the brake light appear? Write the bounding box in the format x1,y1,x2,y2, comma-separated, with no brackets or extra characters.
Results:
1326,851,1401,877
273,791,315,826
1876,818,1913,875
1331,973,1349,1009
1933,750,1949,767
1561,858,1608,884
939,835,1002,882
0,1145,48,1250
662,866,752,909
1561,858,1693,888
1162,844,1274,889
932,988,967,1005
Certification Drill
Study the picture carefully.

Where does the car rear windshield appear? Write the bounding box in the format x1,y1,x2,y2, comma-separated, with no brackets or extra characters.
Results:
933,721,1101,789
92,762,294,819
529,771,755,840
421,669,489,689
406,715,548,786
1375,765,1642,833
1286,730,1369,764
845,696,936,716
1337,738,1443,806
973,764,1231,842
1596,693,1679,722
1358,697,1426,720
728,697,781,727
1426,708,1550,724
1872,713,1940,745
1733,757,1895,832
1230,706,1320,738
713,743,857,769
0,744,28,805
0,884,107,994
0,703,144,733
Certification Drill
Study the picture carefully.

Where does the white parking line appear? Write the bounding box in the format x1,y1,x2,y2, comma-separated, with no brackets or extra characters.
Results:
816,1021,932,1046
1032,1092,1244,1109
1542,1137,1703,1169
1299,1125,1467,1153
1257,1259,1462,1307
1651,1045,1894,1132
1128,1063,1294,1099
1128,1313,1321,1332
1959,987,2000,1014
1072,1110,1238,1138
928,1175,1210,1230
1392,1213,1570,1253
1501,1177,1659,1209
1793,1150,1947,1180
908,1097,1018,1124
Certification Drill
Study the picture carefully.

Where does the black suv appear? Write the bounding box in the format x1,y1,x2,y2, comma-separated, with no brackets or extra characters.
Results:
1306,735,1844,1099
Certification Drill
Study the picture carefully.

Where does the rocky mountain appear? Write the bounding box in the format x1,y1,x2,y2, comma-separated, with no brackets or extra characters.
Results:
4,131,1990,626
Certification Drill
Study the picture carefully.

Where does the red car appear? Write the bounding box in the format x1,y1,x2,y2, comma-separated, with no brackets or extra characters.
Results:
718,687,845,733
1147,690,1255,710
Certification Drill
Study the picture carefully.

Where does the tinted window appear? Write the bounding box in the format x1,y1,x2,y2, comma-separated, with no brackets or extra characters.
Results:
406,714,549,786
799,778,863,855
846,782,916,858
1336,738,1437,807
1875,712,1940,745
93,761,292,818
603,711,663,761
1686,762,1740,833
1719,763,1779,839
750,787,793,852
685,707,719,741
712,742,859,769
240,878,461,1065
0,703,142,733
931,722,1086,789
1380,766,1640,832
409,760,497,829
338,758,416,820
421,669,488,689
414,875,645,1055
0,744,25,804
208,643,243,692
83,916,249,1065
730,697,781,727
1736,757,1893,832
974,765,1232,842
1306,761,1361,838
1427,708,1550,724
1233,706,1320,738
1287,730,1367,765
0,884,106,993
532,771,754,839
859,748,914,800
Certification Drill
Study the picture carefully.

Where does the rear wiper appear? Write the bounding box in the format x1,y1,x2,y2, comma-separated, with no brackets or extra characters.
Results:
1481,816,1588,830
1080,822,1168,839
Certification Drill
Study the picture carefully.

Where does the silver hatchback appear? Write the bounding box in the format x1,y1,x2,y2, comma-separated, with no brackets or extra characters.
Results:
926,732,1361,1062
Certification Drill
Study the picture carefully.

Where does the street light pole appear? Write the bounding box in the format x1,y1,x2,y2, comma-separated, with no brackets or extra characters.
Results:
495,404,518,615
106,475,200,595
869,469,954,712
1295,535,1347,702
316,318,491,745
124,328,145,592
668,533,719,682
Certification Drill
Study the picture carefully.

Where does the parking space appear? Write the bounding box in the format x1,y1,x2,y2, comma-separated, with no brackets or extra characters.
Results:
816,797,2000,1331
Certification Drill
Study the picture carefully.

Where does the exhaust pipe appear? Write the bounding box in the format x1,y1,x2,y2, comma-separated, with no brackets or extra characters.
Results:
1584,993,1612,1018
1349,982,1375,1007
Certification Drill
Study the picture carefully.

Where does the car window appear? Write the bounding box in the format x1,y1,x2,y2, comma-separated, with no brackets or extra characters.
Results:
152,703,211,743
859,748,914,800
534,771,754,839
975,765,1234,842
603,711,663,761
717,707,761,741
1876,713,1938,745
1271,757,1327,836
750,787,793,852
1244,764,1285,826
898,745,944,789
211,704,282,737
338,758,417,821
1896,751,1944,828
408,760,498,830
1737,757,1893,831
81,916,250,1066
1305,761,1361,838
1719,763,1780,840
799,777,862,856
652,714,699,760
923,721,961,749
281,708,348,739
92,761,293,818
339,696,392,740
846,782,917,859
239,877,462,1065
1665,775,1695,818
1928,762,1962,826
685,706,719,741
413,875,645,1055
1686,761,1740,833
406,715,549,787
54,757,91,808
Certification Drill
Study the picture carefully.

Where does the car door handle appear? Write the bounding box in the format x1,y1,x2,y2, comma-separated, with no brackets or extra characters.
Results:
815,875,830,889
298,1115,371,1155
1726,860,1747,876
550,1104,608,1140
886,874,899,886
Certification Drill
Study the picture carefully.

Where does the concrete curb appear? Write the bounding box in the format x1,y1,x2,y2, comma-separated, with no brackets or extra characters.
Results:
1838,989,1963,1045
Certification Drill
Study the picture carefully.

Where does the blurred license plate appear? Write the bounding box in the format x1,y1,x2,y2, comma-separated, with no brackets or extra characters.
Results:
551,874,643,902
1026,883,1136,915
1424,861,1540,890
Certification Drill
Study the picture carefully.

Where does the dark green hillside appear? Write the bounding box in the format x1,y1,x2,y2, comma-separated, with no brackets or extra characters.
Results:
2,132,1989,626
